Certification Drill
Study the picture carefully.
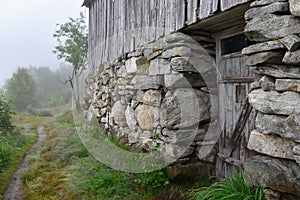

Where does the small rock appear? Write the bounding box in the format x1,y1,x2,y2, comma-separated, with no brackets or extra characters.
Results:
149,59,171,75
263,189,281,200
246,51,284,66
259,76,275,91
250,81,261,90
275,79,300,92
286,114,300,142
280,35,300,52
293,145,300,156
136,57,150,75
128,127,142,144
290,0,300,17
283,50,300,65
135,90,145,102
242,40,285,55
247,130,296,160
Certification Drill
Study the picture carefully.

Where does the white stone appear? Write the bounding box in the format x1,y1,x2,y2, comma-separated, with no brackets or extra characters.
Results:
125,57,138,74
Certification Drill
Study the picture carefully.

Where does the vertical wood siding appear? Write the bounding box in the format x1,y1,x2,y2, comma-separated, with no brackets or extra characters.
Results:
87,0,251,67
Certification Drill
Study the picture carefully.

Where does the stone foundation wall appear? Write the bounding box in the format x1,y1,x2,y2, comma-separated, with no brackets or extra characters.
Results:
85,33,217,180
243,0,300,199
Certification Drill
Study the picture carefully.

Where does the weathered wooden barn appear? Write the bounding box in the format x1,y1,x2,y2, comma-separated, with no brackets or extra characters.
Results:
83,0,300,198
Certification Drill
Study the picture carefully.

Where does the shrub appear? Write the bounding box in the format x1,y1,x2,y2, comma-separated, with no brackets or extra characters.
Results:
0,90,15,135
190,172,264,200
134,169,170,191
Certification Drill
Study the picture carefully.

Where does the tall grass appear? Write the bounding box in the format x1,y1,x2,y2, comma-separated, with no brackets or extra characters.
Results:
190,172,264,200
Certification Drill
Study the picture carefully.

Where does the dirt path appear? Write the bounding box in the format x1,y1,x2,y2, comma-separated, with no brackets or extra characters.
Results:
3,125,47,200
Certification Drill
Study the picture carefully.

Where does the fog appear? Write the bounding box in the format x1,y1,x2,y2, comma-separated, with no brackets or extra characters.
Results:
0,0,87,87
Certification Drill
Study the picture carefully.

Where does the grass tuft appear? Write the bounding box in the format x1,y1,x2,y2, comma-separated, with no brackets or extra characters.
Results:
190,172,264,200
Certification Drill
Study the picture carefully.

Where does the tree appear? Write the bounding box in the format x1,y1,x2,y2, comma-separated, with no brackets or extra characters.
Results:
5,67,36,110
53,12,88,111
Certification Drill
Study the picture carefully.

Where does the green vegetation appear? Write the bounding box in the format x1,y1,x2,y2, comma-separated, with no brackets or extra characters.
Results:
4,65,73,109
0,113,50,199
190,172,264,200
5,67,36,110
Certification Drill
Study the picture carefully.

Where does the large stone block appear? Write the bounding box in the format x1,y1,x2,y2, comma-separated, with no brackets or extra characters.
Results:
245,14,300,42
160,89,210,129
111,101,127,126
143,89,162,107
134,75,163,90
249,89,300,115
275,79,300,92
290,0,300,17
149,59,171,75
256,112,300,141
255,65,300,79
135,104,160,130
250,0,287,7
125,105,137,130
283,50,300,65
244,155,300,196
247,130,296,160
242,40,285,55
245,2,289,21
246,51,284,66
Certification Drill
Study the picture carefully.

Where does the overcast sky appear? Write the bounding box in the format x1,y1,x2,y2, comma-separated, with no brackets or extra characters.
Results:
0,0,88,87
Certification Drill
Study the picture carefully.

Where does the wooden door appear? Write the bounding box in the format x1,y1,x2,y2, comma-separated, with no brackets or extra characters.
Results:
214,26,256,178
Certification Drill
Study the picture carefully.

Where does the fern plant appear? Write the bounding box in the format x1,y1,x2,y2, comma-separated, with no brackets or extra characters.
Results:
190,172,264,200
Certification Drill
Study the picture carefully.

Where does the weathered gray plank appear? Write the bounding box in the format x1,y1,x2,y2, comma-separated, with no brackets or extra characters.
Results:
175,0,186,30
221,0,251,11
186,0,198,25
199,0,218,19
157,0,166,39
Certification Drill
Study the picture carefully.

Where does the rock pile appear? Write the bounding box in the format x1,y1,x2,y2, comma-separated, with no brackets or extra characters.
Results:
243,0,300,199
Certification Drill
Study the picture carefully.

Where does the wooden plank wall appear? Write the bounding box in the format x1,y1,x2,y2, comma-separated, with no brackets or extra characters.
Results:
87,0,252,68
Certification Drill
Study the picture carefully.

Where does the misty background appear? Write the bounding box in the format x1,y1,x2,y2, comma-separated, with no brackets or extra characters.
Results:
0,0,88,87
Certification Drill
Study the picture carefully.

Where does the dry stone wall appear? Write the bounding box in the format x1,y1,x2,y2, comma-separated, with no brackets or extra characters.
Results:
85,33,217,180
243,0,300,199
